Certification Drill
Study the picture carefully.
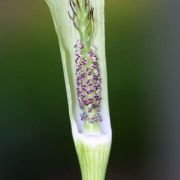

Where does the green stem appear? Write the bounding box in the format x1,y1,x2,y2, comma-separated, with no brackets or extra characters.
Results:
75,137,111,180
82,121,101,134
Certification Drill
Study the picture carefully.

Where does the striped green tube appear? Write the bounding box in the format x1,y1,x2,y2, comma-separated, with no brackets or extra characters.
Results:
44,0,112,179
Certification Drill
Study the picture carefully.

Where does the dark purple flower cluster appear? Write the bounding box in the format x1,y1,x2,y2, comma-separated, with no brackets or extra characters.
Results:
74,40,102,123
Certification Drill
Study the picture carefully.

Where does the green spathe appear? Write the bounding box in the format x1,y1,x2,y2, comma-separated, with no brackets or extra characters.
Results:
44,0,112,180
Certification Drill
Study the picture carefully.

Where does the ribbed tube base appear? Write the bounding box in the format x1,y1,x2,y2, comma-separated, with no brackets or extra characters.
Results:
75,134,111,180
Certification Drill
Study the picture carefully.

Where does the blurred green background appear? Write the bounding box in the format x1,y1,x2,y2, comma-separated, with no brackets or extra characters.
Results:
1,0,179,180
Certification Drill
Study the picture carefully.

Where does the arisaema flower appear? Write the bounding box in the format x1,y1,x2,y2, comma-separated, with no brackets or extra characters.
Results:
44,0,112,179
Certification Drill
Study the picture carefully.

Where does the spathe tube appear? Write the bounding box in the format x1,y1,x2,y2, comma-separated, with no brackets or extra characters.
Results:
44,0,112,179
